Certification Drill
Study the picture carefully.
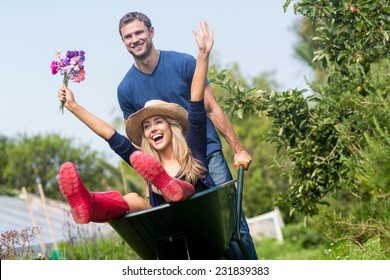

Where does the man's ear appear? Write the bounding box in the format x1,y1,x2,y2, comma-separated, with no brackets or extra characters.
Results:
149,26,155,38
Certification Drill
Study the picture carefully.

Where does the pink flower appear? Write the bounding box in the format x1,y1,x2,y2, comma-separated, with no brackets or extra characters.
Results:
72,68,85,83
50,61,59,75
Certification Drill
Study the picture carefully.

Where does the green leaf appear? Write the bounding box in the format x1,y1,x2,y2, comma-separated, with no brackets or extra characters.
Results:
237,108,243,119
354,21,363,32
283,0,292,13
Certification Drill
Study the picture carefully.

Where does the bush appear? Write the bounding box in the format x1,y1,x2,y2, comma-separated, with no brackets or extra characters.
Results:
0,227,44,260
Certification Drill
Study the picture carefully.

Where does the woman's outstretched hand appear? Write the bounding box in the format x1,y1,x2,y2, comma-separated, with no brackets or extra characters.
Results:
58,84,76,110
193,20,214,55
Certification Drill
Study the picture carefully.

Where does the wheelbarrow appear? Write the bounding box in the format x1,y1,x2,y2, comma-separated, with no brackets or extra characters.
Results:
109,163,250,260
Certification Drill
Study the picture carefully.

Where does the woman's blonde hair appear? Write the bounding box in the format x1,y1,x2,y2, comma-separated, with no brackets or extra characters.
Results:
140,116,206,185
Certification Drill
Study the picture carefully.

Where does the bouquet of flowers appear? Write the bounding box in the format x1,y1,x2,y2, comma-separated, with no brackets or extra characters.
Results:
50,50,86,114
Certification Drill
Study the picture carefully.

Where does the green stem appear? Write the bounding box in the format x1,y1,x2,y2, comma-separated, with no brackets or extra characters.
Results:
59,73,69,114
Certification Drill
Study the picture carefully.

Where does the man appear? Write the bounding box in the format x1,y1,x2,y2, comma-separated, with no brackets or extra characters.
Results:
116,12,257,260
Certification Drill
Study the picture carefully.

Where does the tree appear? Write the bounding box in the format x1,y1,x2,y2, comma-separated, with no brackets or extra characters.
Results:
209,64,291,219
210,0,390,257
0,136,10,189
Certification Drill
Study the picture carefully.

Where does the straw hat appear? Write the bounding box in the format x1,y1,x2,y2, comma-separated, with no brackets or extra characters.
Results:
126,100,189,146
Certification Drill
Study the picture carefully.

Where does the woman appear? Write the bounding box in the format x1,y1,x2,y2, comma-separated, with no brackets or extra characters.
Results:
57,20,215,224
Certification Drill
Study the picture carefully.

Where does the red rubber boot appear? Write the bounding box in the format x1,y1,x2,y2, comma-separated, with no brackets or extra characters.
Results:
58,162,129,224
130,151,195,202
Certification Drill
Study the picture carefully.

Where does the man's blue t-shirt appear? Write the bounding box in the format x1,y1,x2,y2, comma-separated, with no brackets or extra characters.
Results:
117,50,222,156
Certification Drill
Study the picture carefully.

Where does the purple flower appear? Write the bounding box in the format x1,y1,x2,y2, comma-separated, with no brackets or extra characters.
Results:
66,50,75,58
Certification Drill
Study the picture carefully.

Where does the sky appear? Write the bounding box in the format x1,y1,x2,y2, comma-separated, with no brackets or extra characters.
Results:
0,0,310,164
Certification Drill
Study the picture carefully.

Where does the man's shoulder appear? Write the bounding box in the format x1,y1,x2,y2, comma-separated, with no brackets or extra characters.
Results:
160,50,196,73
160,50,195,61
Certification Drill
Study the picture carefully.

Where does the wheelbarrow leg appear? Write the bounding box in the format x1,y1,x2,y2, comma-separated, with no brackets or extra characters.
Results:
155,232,191,260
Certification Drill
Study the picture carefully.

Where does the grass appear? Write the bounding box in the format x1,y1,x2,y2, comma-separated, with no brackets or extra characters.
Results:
255,238,324,260
58,232,140,260
317,238,390,260
2,225,388,260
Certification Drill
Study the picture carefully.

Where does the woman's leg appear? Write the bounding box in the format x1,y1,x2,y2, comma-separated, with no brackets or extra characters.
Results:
130,151,195,202
123,192,152,212
58,162,130,224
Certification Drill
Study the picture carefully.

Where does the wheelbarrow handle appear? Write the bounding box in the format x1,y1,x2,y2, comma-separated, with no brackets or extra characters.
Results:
236,161,248,214
234,161,251,259
236,161,249,171
236,162,246,224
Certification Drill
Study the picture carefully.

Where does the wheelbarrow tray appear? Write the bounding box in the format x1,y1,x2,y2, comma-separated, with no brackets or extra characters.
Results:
109,179,236,260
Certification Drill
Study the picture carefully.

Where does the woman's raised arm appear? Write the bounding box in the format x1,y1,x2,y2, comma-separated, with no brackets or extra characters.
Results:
191,20,214,102
58,84,115,140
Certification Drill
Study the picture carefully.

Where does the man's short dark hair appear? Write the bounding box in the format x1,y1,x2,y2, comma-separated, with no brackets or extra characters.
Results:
119,12,152,36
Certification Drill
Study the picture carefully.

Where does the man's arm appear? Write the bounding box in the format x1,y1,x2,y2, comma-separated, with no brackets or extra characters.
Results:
203,84,252,166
